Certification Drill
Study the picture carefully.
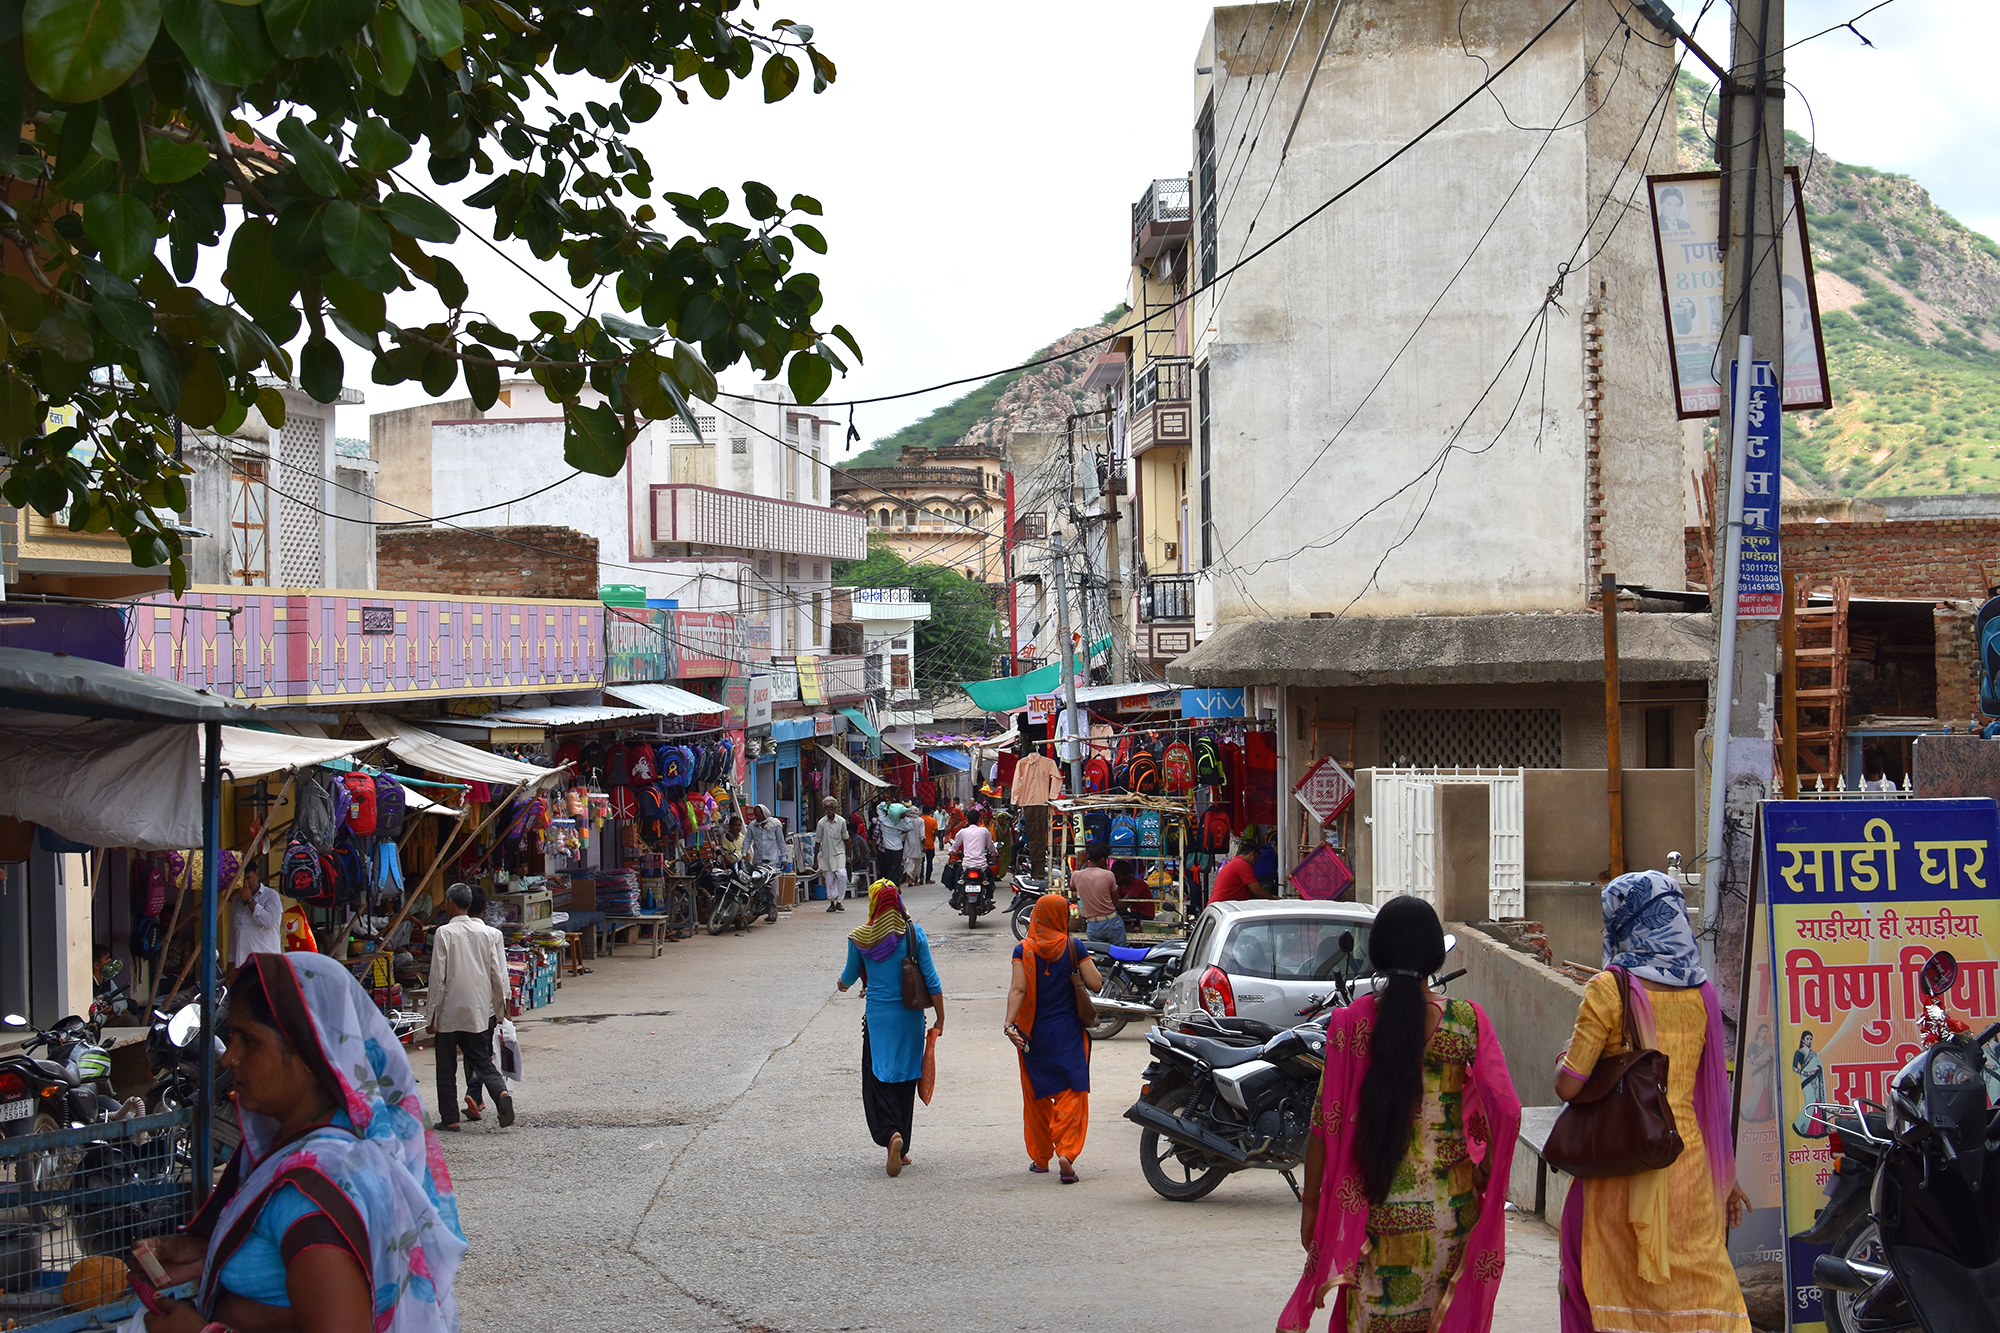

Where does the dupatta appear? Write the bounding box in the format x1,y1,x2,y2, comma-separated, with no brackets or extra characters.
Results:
1278,993,1521,1333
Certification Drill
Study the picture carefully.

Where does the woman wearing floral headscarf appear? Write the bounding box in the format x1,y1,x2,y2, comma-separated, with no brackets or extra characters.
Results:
126,951,464,1333
837,880,944,1176
1555,870,1750,1333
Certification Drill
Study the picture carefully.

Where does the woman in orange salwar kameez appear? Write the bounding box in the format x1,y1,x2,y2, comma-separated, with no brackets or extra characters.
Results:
1557,871,1751,1333
1005,894,1101,1183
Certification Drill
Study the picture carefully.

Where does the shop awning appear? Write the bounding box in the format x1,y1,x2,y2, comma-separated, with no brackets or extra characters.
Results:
0,646,322,724
603,682,727,716
358,715,565,788
926,748,970,771
199,726,381,779
482,704,661,728
955,638,1113,713
881,735,919,763
970,729,1018,751
404,787,466,818
823,745,888,788
837,706,879,739
0,712,201,848
1066,680,1180,705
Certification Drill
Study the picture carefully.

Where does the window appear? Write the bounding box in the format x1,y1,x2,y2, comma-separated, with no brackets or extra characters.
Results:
878,507,890,526
785,414,800,440
890,652,911,689
1645,708,1675,768
785,558,799,580
811,448,821,501
1198,361,1212,568
228,457,269,585
1196,96,1217,287
1379,709,1564,769
812,562,823,579
730,436,748,455
904,509,917,527
1222,919,1373,982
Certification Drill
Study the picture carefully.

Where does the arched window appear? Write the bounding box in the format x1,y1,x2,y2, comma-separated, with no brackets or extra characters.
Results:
878,508,890,526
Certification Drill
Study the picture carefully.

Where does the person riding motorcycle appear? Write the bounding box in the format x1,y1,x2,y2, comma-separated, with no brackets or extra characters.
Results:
945,805,998,903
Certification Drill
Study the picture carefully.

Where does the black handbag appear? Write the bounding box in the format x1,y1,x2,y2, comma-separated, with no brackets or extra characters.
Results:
1543,968,1685,1178
900,927,929,1010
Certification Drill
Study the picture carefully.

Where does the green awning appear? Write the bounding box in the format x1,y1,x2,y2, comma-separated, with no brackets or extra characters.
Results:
956,637,1114,713
838,707,880,739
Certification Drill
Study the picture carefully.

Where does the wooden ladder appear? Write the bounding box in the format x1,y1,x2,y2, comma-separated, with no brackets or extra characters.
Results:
1792,578,1851,783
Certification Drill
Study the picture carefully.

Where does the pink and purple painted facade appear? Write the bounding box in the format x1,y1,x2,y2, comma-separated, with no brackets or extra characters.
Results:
128,588,605,704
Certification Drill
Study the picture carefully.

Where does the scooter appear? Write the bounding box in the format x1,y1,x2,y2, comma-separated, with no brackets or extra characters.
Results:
1808,949,2000,1332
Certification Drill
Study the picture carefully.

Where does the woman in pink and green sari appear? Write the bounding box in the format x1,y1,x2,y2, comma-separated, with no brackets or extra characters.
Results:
1281,896,1521,1333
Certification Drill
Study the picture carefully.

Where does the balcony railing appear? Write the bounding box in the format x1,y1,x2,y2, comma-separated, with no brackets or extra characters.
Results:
651,484,866,561
1141,574,1195,623
849,587,920,603
1133,178,1192,263
1134,357,1192,412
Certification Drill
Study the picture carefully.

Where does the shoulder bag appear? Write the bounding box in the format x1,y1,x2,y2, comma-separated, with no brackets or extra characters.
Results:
1069,942,1097,1027
1542,967,1685,1178
901,927,930,1010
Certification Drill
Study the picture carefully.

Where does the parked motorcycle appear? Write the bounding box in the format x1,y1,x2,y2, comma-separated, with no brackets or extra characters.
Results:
1078,937,1186,1040
950,865,996,928
144,992,241,1159
1807,949,2000,1333
704,861,779,935
1123,933,1460,1202
1,1013,118,1130
1008,872,1049,940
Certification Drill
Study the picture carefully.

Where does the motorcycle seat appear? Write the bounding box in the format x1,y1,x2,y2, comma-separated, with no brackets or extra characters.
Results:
1163,1031,1269,1069
1079,940,1156,963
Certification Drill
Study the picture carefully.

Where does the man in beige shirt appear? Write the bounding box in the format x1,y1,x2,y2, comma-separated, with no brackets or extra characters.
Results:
1072,847,1125,946
427,883,514,1129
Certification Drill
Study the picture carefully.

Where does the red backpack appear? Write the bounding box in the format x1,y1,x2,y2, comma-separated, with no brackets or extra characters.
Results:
1162,741,1194,793
627,744,657,783
1204,808,1233,854
1082,756,1111,794
342,773,378,835
282,837,330,906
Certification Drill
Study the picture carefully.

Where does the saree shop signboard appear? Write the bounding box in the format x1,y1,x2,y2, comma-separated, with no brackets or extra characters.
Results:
1750,798,2000,1330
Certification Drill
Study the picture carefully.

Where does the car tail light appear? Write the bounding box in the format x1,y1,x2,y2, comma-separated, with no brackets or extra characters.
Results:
0,1070,25,1100
1199,966,1235,1017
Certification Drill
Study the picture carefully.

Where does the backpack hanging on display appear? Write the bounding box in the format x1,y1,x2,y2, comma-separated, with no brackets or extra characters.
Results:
1109,814,1139,854
580,739,607,777
553,739,583,772
1082,755,1111,794
333,836,369,905
609,785,638,820
1137,810,1163,852
627,743,657,784
1204,808,1234,854
636,782,667,840
374,774,406,837
297,772,337,851
1126,751,1162,796
342,774,378,835
330,773,353,832
1081,809,1112,852
660,745,688,789
282,837,328,906
1193,733,1227,787
1162,742,1194,793
605,743,631,787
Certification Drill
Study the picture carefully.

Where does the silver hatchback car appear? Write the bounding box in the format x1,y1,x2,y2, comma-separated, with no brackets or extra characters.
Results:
1160,900,1380,1031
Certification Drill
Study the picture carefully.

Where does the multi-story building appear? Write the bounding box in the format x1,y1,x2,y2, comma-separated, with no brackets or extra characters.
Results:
829,442,1007,583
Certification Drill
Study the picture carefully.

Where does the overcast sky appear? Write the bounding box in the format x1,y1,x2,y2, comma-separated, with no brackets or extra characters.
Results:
340,0,1996,457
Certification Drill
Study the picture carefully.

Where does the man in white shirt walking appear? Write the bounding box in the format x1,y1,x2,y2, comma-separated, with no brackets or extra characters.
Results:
227,862,282,977
427,883,514,1130
874,801,910,886
815,798,850,912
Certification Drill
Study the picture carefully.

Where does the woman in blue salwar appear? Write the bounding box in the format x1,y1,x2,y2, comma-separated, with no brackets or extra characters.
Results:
839,880,945,1176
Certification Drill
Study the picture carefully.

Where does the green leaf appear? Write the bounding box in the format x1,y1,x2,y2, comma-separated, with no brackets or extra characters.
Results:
430,256,466,308
790,192,822,216
224,218,296,319
657,372,701,442
378,190,457,243
271,200,325,266
601,310,661,342
0,369,39,449
320,268,385,333
277,114,351,198
251,384,284,428
529,310,566,335
0,275,43,332
670,339,716,402
134,333,179,410
372,8,416,94
619,71,661,123
94,293,151,343
465,349,499,410
697,186,727,218
787,349,830,404
562,401,626,476
177,345,225,426
320,199,390,279
394,0,460,54
259,0,368,59
213,392,247,436
164,0,278,83
761,53,797,103
24,0,162,102
100,81,144,171
792,222,826,255
352,117,410,174
142,137,209,184
419,348,454,396
299,333,342,402
742,180,778,220
31,310,93,362
82,192,160,280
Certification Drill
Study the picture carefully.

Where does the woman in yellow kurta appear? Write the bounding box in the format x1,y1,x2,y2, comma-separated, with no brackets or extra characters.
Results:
1557,870,1751,1333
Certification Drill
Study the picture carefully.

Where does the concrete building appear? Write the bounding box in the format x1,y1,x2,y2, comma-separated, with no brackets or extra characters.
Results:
829,442,1007,583
849,587,933,710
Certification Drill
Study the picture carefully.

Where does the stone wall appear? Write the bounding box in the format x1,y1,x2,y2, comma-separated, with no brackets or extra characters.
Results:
376,525,599,601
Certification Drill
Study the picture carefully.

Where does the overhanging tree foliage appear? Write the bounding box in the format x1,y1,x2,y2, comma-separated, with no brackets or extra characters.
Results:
835,538,1002,701
1,0,858,588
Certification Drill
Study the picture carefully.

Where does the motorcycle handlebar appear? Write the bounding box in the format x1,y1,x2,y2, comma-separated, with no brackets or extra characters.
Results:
1979,1022,2000,1046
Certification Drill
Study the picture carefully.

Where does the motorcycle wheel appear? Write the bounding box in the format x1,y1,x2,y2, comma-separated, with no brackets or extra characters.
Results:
1138,1086,1232,1202
18,1113,75,1224
1822,1217,1883,1333
1011,901,1035,941
708,893,733,936
1087,973,1134,1041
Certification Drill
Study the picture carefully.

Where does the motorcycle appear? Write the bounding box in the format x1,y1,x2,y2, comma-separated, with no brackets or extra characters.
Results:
949,864,996,928
144,992,242,1159
1,1013,119,1130
1807,949,2000,1333
704,860,779,935
1008,872,1049,940
1078,937,1187,1040
1123,933,1460,1202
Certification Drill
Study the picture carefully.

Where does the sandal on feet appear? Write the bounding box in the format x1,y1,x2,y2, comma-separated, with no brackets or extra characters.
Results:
1029,1163,1050,1174
887,1133,905,1177
1058,1158,1078,1184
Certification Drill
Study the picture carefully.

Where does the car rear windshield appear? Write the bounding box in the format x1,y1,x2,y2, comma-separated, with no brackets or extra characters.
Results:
1221,918,1372,982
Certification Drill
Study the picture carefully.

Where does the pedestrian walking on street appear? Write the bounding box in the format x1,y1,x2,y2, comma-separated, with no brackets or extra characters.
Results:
1005,894,1100,1183
129,951,465,1333
1280,895,1520,1333
427,883,514,1130
458,887,510,1125
837,879,944,1176
815,798,850,911
747,804,787,868
1072,846,1124,947
1555,871,1750,1333
874,801,910,886
920,805,940,883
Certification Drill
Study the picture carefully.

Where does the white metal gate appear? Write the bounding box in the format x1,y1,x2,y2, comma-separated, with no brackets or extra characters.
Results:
1365,768,1524,919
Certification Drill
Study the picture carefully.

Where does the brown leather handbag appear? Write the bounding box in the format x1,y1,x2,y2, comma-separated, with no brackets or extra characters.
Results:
900,928,930,1010
1070,942,1097,1027
1543,968,1685,1178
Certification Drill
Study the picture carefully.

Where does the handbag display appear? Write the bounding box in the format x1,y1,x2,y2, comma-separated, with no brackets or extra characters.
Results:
901,928,930,1010
1543,967,1685,1178
1070,942,1097,1027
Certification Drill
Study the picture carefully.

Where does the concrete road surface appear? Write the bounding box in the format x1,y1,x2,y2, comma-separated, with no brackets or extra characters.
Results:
430,883,1560,1332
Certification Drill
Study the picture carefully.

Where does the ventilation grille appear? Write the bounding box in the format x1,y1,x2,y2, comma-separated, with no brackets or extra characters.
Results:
277,416,323,586
1380,709,1562,769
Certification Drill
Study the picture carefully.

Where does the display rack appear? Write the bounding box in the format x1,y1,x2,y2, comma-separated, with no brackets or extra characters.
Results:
1046,794,1193,931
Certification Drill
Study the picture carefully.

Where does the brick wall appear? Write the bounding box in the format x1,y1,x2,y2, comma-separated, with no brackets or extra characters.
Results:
1685,519,1999,726
376,526,599,601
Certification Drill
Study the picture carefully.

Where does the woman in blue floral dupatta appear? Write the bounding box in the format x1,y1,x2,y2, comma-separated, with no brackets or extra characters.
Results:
127,952,466,1333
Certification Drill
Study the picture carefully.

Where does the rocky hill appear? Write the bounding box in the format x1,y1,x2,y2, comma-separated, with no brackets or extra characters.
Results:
844,305,1127,469
1676,72,2000,495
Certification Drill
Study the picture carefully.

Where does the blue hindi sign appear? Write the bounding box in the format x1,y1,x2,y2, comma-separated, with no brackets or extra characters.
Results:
1732,359,1784,618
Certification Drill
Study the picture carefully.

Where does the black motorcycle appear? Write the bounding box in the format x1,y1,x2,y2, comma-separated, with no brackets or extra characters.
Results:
1809,949,2000,1333
1008,872,1049,940
705,861,779,935
144,992,242,1159
1,1013,116,1131
949,864,997,928
1078,937,1186,1040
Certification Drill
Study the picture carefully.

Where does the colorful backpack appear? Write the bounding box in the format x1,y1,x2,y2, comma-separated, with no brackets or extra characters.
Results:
627,744,657,783
660,745,688,788
1162,742,1194,793
1082,756,1111,794
342,773,378,835
282,837,329,906
282,905,319,954
1081,809,1112,852
1137,810,1163,852
609,785,637,820
333,836,369,904
330,773,352,831
606,743,631,787
374,774,406,837
296,773,336,851
1194,734,1227,787
1204,808,1234,854
1126,751,1162,796
1109,814,1139,854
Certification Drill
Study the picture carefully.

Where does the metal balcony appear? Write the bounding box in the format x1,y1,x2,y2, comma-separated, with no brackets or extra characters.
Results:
1133,357,1192,411
1141,574,1195,623
1132,177,1192,264
1129,357,1194,457
650,484,866,561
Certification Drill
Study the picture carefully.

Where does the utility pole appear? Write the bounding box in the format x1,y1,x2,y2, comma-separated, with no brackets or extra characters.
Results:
1051,540,1084,796
1702,0,1785,990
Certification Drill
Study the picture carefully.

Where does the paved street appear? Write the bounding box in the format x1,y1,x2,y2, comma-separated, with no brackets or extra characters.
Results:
429,886,1560,1332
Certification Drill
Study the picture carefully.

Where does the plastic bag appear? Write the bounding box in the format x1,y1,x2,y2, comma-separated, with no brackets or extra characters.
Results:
918,1026,939,1105
495,1017,524,1085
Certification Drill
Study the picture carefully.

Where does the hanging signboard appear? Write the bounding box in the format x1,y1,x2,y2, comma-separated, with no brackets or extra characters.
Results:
1182,688,1248,719
1027,694,1056,726
1115,690,1181,715
1648,167,1831,418
1733,358,1784,618
1743,797,2000,1332
1292,756,1356,825
796,653,824,706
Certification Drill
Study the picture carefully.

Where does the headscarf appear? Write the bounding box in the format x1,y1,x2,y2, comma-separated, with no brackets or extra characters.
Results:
201,953,464,1331
848,879,911,961
1601,869,1706,987
1021,893,1072,963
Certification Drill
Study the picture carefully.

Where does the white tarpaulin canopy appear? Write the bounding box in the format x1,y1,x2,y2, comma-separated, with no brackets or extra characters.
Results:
823,745,888,788
0,713,201,849
359,714,564,788
200,726,381,779
602,683,728,716
404,787,466,818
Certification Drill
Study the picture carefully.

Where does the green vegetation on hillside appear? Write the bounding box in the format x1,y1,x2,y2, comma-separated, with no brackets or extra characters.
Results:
1675,75,2000,496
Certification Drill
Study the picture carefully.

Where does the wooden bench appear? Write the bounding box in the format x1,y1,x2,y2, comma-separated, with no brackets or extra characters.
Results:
603,915,669,958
